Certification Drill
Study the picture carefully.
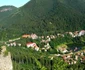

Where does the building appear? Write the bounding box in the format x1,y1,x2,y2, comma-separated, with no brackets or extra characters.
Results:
78,30,85,36
26,42,39,51
22,34,30,38
31,34,38,39
26,42,37,48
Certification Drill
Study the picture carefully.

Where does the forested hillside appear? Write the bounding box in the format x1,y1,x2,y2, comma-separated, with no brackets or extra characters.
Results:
1,0,85,70
0,6,17,21
0,0,85,38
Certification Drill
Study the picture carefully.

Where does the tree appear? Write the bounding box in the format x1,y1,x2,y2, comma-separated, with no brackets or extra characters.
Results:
53,57,68,70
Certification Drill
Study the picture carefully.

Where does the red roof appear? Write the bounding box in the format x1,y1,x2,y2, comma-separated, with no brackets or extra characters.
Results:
81,30,85,32
26,42,36,45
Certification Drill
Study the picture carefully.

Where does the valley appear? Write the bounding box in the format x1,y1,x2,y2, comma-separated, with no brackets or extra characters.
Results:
0,0,85,70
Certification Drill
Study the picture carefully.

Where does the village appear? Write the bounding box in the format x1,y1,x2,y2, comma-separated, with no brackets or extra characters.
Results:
3,30,85,65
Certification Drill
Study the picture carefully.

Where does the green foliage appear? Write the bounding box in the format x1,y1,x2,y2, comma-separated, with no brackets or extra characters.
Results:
1,0,85,70
7,47,50,70
53,58,68,70
49,35,72,49
0,0,85,38
0,47,1,54
67,62,85,70
41,66,47,70
3,50,8,57
0,6,17,21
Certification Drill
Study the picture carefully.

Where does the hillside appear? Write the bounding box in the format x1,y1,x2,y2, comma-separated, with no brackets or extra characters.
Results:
0,6,17,21
0,0,85,38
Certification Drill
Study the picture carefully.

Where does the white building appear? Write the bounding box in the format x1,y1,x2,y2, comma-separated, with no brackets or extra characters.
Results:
78,30,85,36
31,34,38,39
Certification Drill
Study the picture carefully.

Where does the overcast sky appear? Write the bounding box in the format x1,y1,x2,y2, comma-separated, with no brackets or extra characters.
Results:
0,0,30,7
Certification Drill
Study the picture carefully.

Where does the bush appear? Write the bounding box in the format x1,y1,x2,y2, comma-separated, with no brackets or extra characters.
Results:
3,50,8,57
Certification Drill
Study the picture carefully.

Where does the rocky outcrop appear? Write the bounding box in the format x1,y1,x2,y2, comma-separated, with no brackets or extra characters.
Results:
0,46,13,70
0,8,12,12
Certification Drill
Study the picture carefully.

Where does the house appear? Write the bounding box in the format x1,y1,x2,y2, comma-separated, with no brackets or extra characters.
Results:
35,46,39,51
10,43,13,46
12,42,16,46
75,55,78,60
69,32,74,37
18,43,21,46
42,43,51,52
26,42,39,51
31,34,38,39
9,40,13,42
58,46,68,53
26,42,37,48
41,36,44,39
74,61,77,64
66,55,71,58
41,39,46,43
78,30,85,36
46,38,51,42
74,47,78,51
7,44,10,47
74,31,79,37
22,34,30,38
50,35,56,39
46,36,50,38
81,52,84,56
81,56,85,61
44,43,51,50
57,33,61,36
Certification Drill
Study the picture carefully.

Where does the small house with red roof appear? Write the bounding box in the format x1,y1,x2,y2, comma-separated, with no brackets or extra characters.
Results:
26,42,36,48
26,42,39,51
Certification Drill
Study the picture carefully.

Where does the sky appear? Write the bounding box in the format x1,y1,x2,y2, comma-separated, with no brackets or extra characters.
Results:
0,0,30,7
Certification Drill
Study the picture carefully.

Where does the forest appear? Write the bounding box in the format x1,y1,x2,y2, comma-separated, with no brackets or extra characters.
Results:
0,0,85,38
0,0,85,70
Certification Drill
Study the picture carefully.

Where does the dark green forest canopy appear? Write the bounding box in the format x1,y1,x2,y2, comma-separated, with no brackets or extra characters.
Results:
0,0,85,38
0,6,17,21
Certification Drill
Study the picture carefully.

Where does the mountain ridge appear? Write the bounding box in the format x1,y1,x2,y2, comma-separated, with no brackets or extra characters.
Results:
0,6,17,22
0,0,85,38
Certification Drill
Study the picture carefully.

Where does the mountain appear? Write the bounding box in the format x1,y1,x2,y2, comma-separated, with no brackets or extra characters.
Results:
0,6,17,21
0,0,85,38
